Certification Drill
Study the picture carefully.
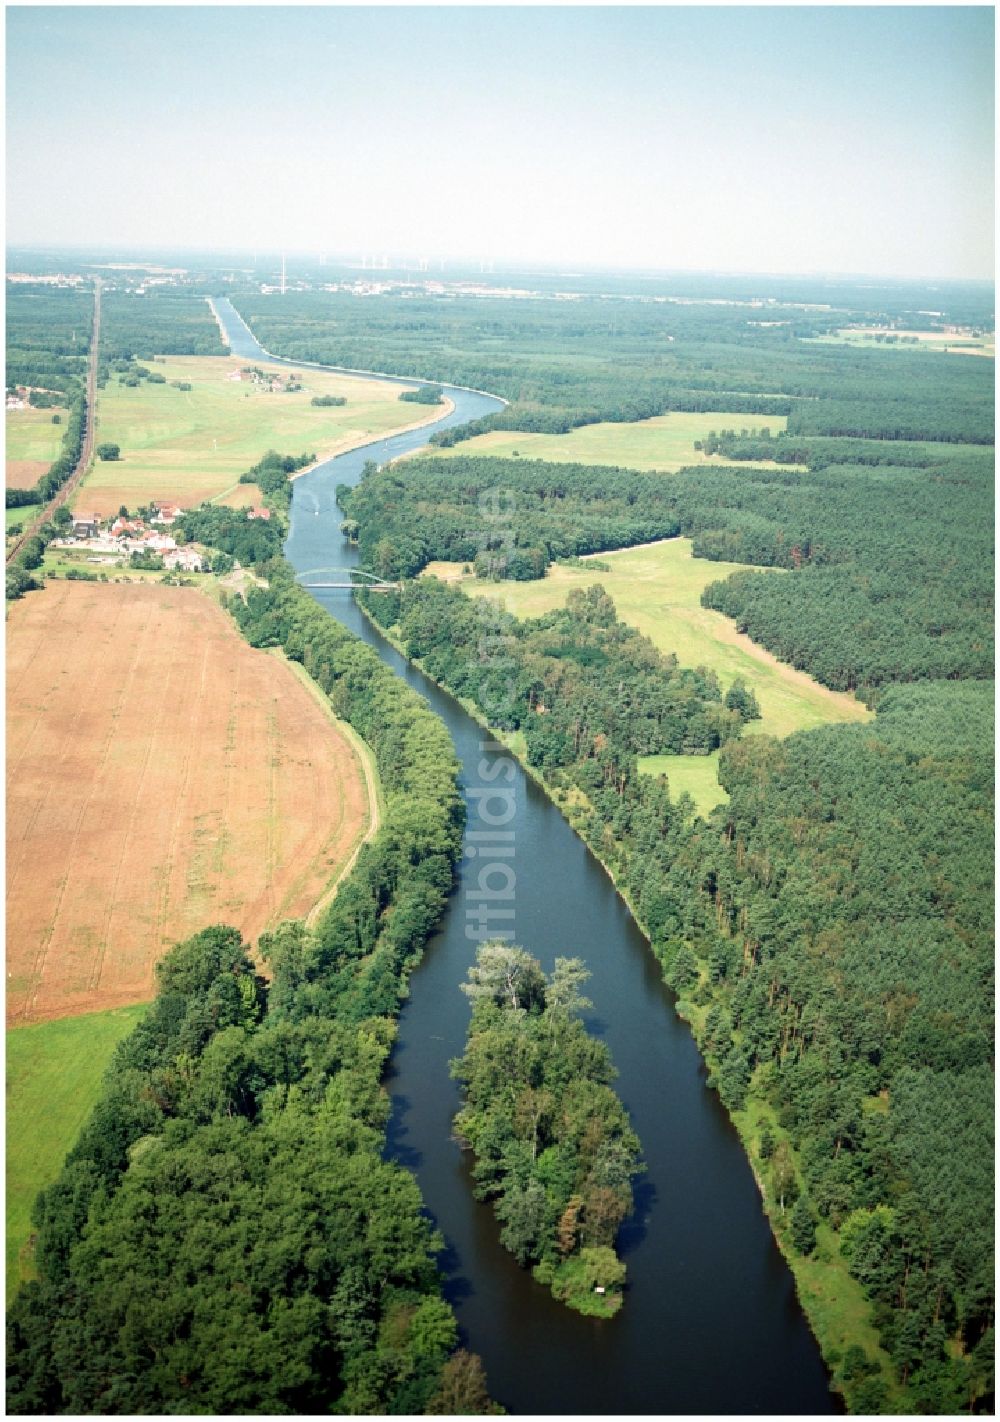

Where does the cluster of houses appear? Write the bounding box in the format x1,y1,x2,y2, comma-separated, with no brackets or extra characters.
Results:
54,502,205,572
7,385,50,411
226,366,294,393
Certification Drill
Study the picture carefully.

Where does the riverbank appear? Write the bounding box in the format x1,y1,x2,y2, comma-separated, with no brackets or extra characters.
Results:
286,394,456,484
213,295,836,1417
356,592,898,1412
265,648,385,931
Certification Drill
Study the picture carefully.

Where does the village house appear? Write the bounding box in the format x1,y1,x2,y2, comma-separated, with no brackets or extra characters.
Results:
71,514,100,539
162,547,204,573
247,506,271,521
151,502,184,525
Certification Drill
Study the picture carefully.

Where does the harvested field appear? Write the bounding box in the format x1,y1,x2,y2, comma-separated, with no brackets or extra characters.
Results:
6,580,372,1025
6,460,49,490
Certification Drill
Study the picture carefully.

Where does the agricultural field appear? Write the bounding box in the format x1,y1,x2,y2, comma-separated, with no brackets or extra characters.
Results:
429,538,871,741
423,409,798,472
802,327,995,357
6,579,373,1025
7,1004,146,1296
5,403,67,489
76,354,448,516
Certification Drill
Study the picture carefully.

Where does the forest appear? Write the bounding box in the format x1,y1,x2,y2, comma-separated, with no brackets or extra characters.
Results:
359,579,994,1413
6,548,508,1413
339,455,683,579
8,272,993,1413
344,446,993,697
98,290,227,361
5,285,91,393
232,289,994,446
453,945,642,1316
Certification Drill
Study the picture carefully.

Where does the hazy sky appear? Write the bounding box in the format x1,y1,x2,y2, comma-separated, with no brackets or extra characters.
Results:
6,5,995,279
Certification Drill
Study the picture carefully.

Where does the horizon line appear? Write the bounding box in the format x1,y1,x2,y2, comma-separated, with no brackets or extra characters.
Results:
4,245,995,289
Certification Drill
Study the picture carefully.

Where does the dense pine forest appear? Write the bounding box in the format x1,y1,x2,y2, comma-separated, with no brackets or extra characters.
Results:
233,289,994,445
97,290,226,361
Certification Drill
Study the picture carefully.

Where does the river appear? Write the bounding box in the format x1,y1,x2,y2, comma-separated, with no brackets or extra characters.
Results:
213,297,834,1415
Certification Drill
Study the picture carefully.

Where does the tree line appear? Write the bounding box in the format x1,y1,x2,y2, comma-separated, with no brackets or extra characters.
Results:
370,578,750,763
98,291,227,361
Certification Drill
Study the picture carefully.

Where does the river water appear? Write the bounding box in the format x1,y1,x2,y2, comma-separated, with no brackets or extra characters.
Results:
214,298,833,1415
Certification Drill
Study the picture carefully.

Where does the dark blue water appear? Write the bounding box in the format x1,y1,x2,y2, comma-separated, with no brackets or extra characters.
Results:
215,297,833,1414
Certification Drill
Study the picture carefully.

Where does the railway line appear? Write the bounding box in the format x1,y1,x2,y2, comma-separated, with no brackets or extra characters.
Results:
6,279,102,568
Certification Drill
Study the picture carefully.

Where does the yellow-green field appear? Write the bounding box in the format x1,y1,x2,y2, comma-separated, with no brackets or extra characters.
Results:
7,1005,147,1296
422,409,800,472
5,405,67,488
802,328,995,357
77,355,446,516
429,538,870,748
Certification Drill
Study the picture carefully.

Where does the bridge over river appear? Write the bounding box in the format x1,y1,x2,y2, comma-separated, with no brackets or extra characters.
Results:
295,566,399,591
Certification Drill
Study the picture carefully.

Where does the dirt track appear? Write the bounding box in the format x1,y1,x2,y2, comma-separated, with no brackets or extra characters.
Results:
6,581,370,1024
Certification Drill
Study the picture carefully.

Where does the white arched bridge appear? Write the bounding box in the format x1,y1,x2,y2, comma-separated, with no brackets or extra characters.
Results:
294,566,400,591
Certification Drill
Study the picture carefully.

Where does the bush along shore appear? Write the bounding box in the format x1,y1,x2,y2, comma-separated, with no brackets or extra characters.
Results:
6,456,508,1415
359,577,994,1414
453,944,643,1317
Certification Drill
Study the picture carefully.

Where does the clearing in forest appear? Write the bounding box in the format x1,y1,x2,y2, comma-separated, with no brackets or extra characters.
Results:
76,353,449,516
426,409,801,472
6,404,67,489
429,538,871,812
6,580,372,1025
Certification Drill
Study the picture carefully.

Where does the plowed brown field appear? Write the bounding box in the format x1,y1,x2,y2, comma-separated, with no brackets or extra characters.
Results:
5,461,49,490
6,581,370,1025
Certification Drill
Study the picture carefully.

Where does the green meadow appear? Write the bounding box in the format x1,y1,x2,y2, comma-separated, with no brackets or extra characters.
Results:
77,354,441,516
7,1005,147,1296
425,409,801,472
801,329,994,357
637,751,729,818
444,538,871,741
5,404,68,490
